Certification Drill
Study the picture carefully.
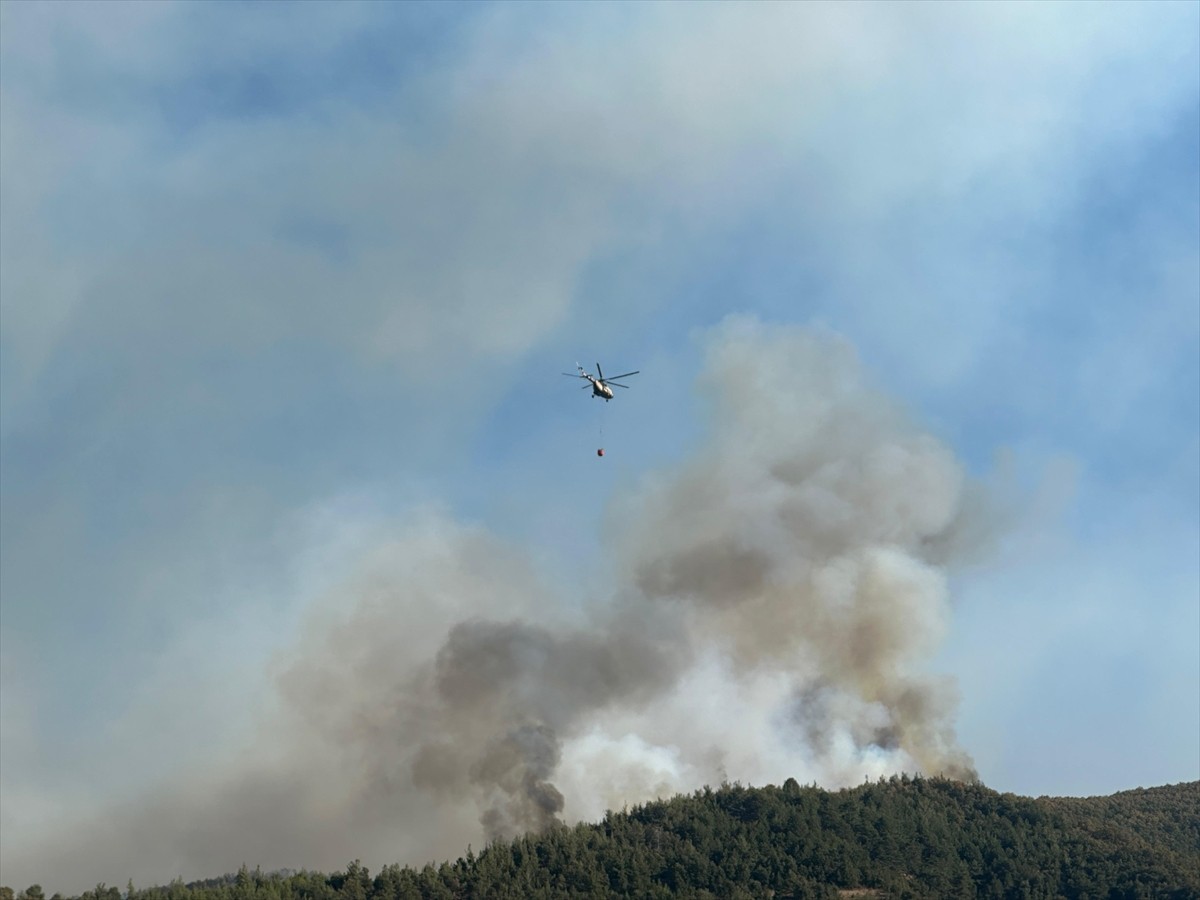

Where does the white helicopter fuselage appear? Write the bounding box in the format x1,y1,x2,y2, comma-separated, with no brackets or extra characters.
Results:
566,363,636,402
588,377,614,400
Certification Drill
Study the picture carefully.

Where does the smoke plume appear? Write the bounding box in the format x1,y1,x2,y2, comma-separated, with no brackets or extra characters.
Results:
7,318,985,890
272,316,980,846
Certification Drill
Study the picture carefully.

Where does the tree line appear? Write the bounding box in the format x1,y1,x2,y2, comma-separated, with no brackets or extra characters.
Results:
6,776,1198,899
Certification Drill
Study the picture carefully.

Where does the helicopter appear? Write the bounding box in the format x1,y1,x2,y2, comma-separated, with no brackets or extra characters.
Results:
563,362,639,401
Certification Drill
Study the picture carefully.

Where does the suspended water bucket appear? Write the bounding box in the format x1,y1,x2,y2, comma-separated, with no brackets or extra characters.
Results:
596,448,605,457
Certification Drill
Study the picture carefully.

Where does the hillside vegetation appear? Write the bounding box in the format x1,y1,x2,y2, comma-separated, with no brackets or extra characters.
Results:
7,777,1198,899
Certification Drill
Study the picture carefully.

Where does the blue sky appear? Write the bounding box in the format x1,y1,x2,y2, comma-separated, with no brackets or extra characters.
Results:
1,1,1197,891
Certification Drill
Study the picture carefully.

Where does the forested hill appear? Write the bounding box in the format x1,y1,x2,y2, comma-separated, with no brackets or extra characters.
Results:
7,777,1199,900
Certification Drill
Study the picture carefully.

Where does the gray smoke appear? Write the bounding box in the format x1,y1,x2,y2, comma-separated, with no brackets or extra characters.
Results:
405,613,686,838
607,317,978,780
281,315,979,848
6,317,987,890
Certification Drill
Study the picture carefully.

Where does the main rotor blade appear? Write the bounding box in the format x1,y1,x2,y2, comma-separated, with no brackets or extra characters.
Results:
604,370,640,381
609,382,630,388
596,362,604,381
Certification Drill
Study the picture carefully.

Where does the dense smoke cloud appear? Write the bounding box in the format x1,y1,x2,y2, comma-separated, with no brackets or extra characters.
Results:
383,317,979,845
614,318,976,775
6,319,984,889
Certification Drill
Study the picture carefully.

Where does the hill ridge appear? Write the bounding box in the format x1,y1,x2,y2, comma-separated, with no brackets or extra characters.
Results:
7,778,1198,899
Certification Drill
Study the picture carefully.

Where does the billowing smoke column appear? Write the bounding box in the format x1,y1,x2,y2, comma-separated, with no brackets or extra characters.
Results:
612,317,978,782
7,318,983,888
297,316,978,845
